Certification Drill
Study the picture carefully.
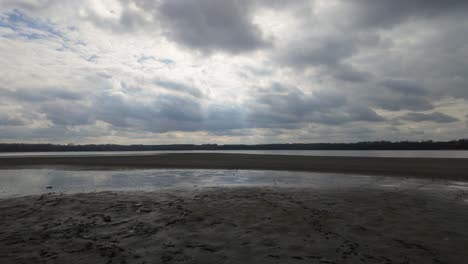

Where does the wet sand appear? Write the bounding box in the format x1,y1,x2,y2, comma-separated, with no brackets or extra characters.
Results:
1,155,467,263
1,187,468,264
1,153,468,180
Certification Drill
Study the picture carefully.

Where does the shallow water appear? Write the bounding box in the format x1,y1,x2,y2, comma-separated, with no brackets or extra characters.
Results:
1,150,468,158
1,169,467,198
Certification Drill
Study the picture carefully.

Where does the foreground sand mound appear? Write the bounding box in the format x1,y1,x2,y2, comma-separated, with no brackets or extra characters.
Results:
1,187,467,263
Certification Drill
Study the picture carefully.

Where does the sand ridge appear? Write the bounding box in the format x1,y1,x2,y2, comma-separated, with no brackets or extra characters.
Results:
0,153,468,180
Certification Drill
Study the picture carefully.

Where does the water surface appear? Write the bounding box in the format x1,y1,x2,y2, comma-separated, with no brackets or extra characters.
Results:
1,169,467,199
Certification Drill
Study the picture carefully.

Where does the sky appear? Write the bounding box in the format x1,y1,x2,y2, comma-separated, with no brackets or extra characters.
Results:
0,0,467,144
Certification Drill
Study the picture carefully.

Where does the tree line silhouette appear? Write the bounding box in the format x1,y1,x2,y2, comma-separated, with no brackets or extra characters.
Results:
0,139,467,152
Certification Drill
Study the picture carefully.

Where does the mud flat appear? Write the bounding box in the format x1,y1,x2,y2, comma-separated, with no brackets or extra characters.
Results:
1,153,468,180
1,187,468,264
1,154,468,263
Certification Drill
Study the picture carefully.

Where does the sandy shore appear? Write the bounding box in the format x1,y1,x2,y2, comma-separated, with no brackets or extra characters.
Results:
1,187,467,264
1,153,468,180
1,155,467,263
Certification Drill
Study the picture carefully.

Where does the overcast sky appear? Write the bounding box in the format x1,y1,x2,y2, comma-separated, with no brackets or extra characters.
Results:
0,0,467,144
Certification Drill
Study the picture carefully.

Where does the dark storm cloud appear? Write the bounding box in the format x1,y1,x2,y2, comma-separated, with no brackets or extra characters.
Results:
0,116,24,126
277,29,383,73
204,106,248,131
158,0,267,54
0,124,109,142
347,0,468,29
0,84,206,132
279,35,358,68
365,80,434,112
332,64,373,83
0,87,93,127
400,112,459,123
369,96,434,112
39,102,93,126
70,0,307,54
248,84,384,127
276,0,468,90
345,106,385,122
382,79,427,96
156,94,203,122
92,92,247,133
32,82,387,133
153,80,203,98
90,90,205,132
1,83,242,134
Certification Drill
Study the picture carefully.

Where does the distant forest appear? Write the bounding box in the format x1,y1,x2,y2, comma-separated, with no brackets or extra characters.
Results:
0,140,468,152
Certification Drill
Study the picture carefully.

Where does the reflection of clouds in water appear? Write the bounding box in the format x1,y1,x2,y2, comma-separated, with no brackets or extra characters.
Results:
48,171,91,190
379,184,400,188
451,181,468,186
0,170,50,197
92,174,111,186
0,169,467,199
447,181,468,191
370,177,444,192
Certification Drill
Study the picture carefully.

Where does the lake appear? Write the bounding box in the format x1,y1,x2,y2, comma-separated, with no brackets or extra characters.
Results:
1,150,468,158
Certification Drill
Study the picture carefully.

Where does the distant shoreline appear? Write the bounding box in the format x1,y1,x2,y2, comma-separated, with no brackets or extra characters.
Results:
1,153,467,181
1,139,467,152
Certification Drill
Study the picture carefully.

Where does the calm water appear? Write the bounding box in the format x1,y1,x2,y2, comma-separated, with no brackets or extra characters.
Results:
1,169,467,198
0,150,468,158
